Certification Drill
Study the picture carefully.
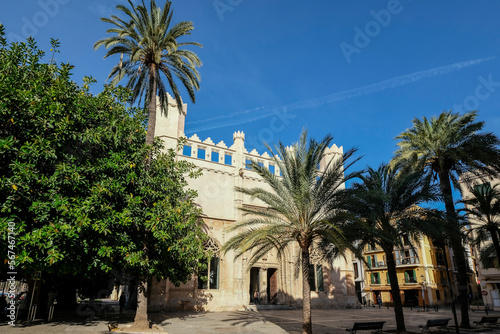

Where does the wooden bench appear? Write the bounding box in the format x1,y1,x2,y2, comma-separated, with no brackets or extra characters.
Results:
473,316,499,327
346,321,385,334
419,318,451,332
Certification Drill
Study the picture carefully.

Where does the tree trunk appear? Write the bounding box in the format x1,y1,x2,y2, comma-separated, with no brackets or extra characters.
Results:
437,170,470,328
146,66,157,146
301,246,312,334
383,246,406,333
442,245,460,334
488,226,500,262
133,277,149,329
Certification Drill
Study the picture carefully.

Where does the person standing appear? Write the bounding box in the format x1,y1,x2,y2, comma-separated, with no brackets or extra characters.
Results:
253,291,260,305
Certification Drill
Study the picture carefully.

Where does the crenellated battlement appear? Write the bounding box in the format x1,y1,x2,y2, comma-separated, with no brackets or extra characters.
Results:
174,129,344,180
233,130,245,141
154,95,344,176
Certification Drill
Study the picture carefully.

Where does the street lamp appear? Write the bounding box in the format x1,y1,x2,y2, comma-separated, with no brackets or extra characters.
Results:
420,274,426,311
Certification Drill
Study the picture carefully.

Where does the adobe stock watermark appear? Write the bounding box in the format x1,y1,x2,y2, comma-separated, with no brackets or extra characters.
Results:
4,0,71,43
200,107,295,201
339,0,411,64
213,0,243,22
452,74,499,113
244,107,296,151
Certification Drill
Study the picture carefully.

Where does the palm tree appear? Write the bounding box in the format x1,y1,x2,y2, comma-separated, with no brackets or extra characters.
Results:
94,0,202,146
460,183,500,261
392,110,500,327
222,131,358,334
345,163,438,333
94,1,201,327
416,212,462,334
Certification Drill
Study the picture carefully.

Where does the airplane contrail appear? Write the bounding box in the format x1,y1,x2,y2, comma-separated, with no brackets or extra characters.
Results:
186,56,496,134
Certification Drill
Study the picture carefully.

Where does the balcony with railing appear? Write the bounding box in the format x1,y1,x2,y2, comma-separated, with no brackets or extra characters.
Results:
396,256,419,266
367,261,386,269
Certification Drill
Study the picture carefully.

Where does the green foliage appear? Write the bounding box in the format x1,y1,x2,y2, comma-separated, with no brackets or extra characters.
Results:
0,26,206,288
222,130,359,334
391,110,500,328
459,183,500,262
392,110,500,188
223,131,359,265
94,0,202,146
345,163,439,249
344,163,441,331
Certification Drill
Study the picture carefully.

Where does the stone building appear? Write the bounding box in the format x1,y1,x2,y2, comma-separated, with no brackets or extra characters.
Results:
149,94,359,311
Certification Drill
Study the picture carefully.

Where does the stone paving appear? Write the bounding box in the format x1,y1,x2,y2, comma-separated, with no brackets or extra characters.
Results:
258,306,500,334
0,305,499,333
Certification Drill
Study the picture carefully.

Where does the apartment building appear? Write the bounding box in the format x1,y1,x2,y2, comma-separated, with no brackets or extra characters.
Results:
362,235,459,308
460,173,500,310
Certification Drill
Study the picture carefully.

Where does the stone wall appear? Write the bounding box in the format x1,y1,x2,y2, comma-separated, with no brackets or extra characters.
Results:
151,93,358,311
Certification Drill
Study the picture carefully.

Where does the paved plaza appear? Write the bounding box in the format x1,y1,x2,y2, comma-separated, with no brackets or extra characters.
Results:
0,305,499,333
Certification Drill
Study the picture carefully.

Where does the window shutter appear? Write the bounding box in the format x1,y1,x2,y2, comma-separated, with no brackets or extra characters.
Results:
367,256,372,268
316,265,324,291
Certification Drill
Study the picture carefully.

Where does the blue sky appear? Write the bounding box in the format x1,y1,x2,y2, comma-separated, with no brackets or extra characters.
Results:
2,0,500,180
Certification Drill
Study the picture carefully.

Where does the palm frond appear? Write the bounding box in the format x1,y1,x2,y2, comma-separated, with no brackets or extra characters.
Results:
94,0,202,144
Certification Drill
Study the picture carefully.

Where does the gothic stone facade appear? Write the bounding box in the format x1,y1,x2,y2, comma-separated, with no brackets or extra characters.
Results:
150,94,359,312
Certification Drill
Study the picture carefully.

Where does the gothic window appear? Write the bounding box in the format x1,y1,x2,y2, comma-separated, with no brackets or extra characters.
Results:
197,238,221,290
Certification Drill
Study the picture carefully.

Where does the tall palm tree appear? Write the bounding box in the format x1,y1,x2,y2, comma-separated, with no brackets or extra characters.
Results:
345,163,438,333
94,0,202,146
94,1,201,327
222,131,358,334
392,110,500,327
460,183,500,261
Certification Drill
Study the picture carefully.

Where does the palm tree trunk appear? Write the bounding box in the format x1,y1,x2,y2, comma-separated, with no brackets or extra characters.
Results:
133,277,149,328
489,226,500,262
146,65,157,146
301,246,312,334
437,170,471,328
442,245,460,334
383,247,406,332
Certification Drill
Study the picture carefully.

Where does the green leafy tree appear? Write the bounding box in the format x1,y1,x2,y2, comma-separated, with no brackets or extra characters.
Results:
116,142,206,328
94,0,202,146
345,163,438,333
223,131,358,334
460,183,500,262
392,110,500,327
0,27,206,326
